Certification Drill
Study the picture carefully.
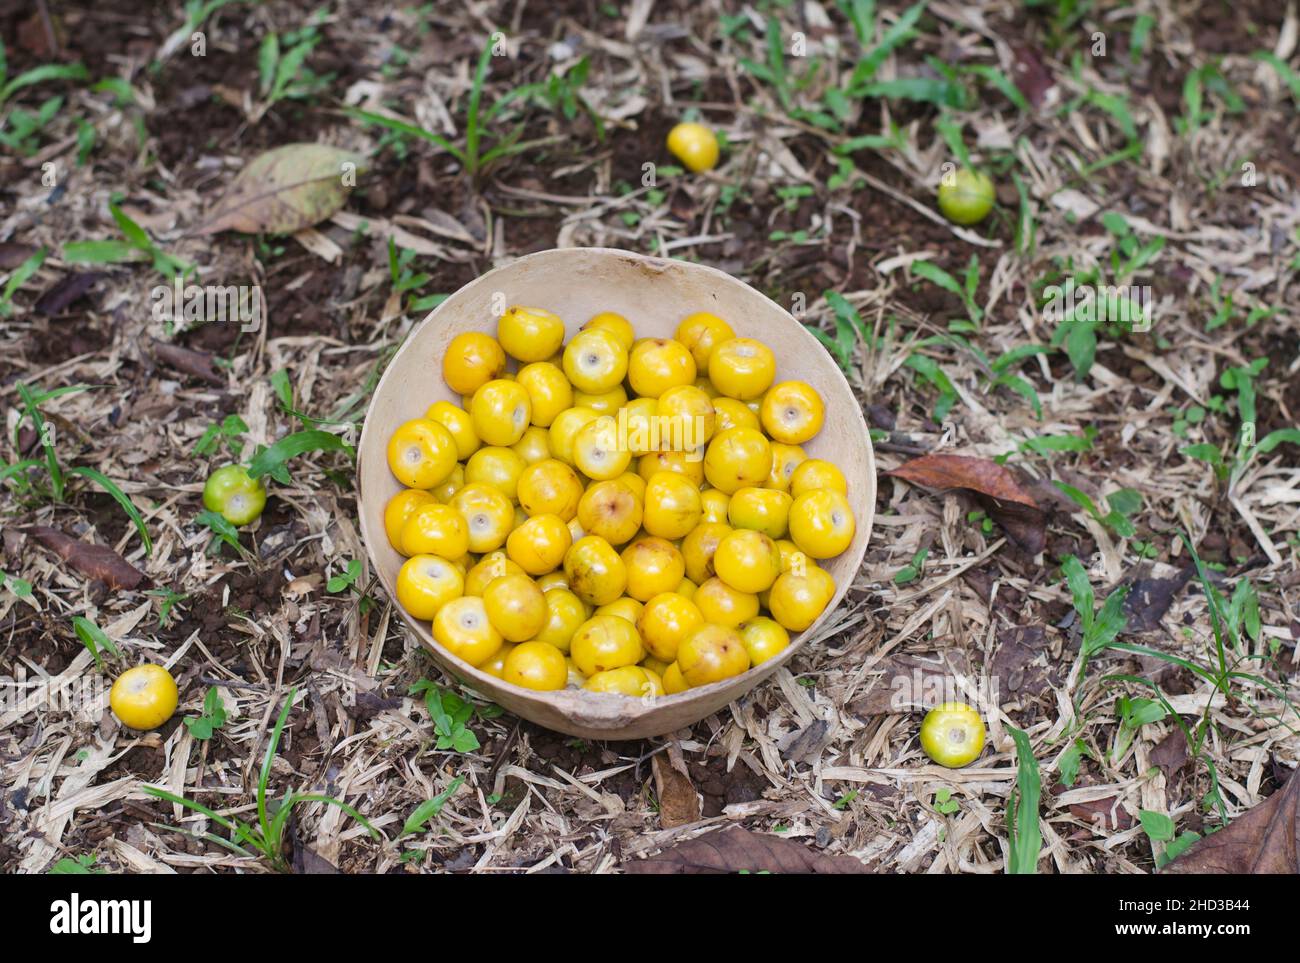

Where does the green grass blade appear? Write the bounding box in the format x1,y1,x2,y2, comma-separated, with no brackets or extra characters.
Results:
65,466,152,555
246,429,354,481
258,687,298,845
1005,726,1042,874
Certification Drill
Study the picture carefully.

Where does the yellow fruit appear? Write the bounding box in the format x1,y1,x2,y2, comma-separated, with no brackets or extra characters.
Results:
465,446,527,502
681,520,732,584
573,384,628,415
708,338,775,400
534,587,587,652
577,478,643,546
739,616,790,666
515,362,572,428
699,489,730,524
512,425,552,465
396,554,464,620
768,566,835,631
504,640,568,690
498,305,565,362
788,489,855,559
573,415,633,480
431,463,465,503
109,664,179,730
656,384,716,444
637,449,705,487
677,624,750,686
443,331,506,395
662,661,688,693
920,702,986,767
471,379,532,447
643,471,702,539
676,577,697,599
582,311,636,350
637,592,705,661
713,528,782,594
563,328,627,393
584,665,664,697
464,551,524,596
387,418,458,489
694,576,759,627
595,596,643,624
936,169,995,226
620,397,660,455
384,489,436,553
760,381,825,444
666,121,720,173
704,427,771,494
628,338,696,398
712,396,760,433
424,400,480,460
570,614,645,676
789,458,847,497
401,502,470,558
766,443,806,492
621,536,686,601
482,573,547,642
516,459,584,520
728,486,792,539
563,535,628,606
450,483,514,553
548,406,602,465
480,642,515,679
675,311,735,368
432,596,502,666
506,513,572,575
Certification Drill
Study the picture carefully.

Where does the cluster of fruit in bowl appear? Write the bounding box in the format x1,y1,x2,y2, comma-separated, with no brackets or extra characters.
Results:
382,306,856,698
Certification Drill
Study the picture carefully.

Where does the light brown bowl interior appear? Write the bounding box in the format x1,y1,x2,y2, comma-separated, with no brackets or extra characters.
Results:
357,248,875,739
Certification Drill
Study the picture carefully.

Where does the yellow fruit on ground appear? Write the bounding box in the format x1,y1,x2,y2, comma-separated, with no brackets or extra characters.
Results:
387,418,458,490
401,502,470,559
760,381,825,445
694,576,760,627
643,470,703,539
515,362,572,428
704,426,772,494
563,328,627,393
713,528,782,594
739,616,790,666
384,489,436,553
471,379,532,447
450,483,515,553
424,401,480,460
584,665,664,697
628,338,696,398
767,566,835,631
637,592,705,661
110,664,179,730
517,459,584,520
621,536,686,601
788,488,855,559
432,595,502,666
396,554,464,620
443,332,506,395
569,614,645,676
675,311,735,368
563,535,628,606
504,641,568,690
498,305,565,362
920,702,986,768
506,513,572,575
708,338,775,400
677,624,750,686
666,121,720,173
577,478,643,546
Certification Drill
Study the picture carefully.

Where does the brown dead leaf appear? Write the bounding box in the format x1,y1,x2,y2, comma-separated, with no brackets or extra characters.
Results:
652,750,701,829
1165,769,1299,873
848,652,972,715
0,242,39,269
195,144,360,236
1150,728,1188,780
624,827,867,874
27,526,147,590
886,453,1045,554
1010,43,1055,108
1121,568,1193,633
1067,796,1134,832
150,339,224,385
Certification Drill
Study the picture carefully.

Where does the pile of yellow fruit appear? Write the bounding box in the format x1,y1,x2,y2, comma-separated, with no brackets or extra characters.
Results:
382,307,856,698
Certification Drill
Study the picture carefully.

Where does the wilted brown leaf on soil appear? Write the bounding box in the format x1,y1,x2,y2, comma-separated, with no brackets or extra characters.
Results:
1122,569,1193,633
26,527,146,590
195,144,360,236
624,827,867,874
651,752,701,829
150,339,224,385
886,453,1046,554
1165,770,1299,873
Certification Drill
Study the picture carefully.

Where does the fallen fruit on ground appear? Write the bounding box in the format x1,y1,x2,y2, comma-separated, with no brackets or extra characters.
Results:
110,664,179,731
203,464,267,526
920,702,986,768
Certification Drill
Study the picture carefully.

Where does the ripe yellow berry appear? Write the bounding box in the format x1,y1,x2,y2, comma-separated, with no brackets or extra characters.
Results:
767,565,835,631
387,418,458,490
424,400,480,460
677,624,750,686
570,614,645,676
760,381,825,445
739,616,790,666
675,311,735,368
534,587,588,652
708,338,775,400
643,471,703,539
788,458,847,497
396,554,465,620
681,520,732,585
564,535,628,606
504,640,568,690
637,592,705,661
628,338,697,398
584,665,664,697
401,502,470,558
581,311,636,350
465,446,527,502
577,478,643,546
563,328,627,393
506,513,572,575
573,415,633,480
713,528,782,594
443,332,506,395
516,459,584,520
450,482,515,553
704,426,771,494
498,305,565,362
110,664,179,731
515,362,572,428
432,595,502,666
788,489,855,559
728,486,792,539
694,576,760,628
384,488,436,553
621,536,687,601
483,573,547,642
666,121,720,173
471,379,532,447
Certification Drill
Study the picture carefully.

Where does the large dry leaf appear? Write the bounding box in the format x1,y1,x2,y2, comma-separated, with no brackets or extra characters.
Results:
624,827,868,874
27,526,146,590
886,453,1046,554
195,144,360,236
651,752,701,829
1165,770,1299,873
